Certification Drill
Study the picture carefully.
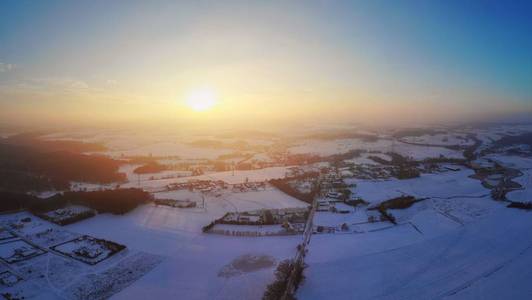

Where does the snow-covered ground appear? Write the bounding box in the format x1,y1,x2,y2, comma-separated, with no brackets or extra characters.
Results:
64,187,306,299
288,138,464,160
66,205,303,300
106,141,233,159
400,132,475,147
486,155,532,203
345,152,392,165
5,124,532,299
349,168,487,205
298,206,532,300
0,212,162,300
0,185,309,300
121,166,293,190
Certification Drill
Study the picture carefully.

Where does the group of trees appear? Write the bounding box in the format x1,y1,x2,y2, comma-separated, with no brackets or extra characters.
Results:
0,191,37,212
263,259,305,300
368,195,424,225
0,134,153,216
1,135,125,192
373,195,420,210
345,198,369,207
392,166,420,179
366,152,421,180
51,189,152,214
305,131,378,142
133,162,167,174
507,201,532,210
1,189,151,215
270,178,318,204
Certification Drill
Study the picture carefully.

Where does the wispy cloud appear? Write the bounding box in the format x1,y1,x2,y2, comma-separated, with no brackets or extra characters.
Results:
9,77,90,91
0,76,143,105
0,62,15,73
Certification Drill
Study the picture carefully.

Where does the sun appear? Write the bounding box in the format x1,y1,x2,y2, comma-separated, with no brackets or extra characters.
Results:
185,87,217,111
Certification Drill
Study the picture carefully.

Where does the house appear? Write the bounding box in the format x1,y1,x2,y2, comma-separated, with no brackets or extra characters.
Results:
317,200,331,212
326,192,342,199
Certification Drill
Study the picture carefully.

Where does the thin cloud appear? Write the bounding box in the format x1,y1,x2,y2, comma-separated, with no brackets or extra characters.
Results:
0,62,15,72
15,77,90,91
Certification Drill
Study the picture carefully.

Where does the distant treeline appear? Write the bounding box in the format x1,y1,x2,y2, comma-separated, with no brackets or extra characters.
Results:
491,132,532,149
0,133,125,192
285,150,364,166
0,188,151,215
393,128,446,138
269,173,320,204
304,131,379,142
133,162,167,174
507,201,532,210
0,191,37,212
371,195,421,211
6,132,107,153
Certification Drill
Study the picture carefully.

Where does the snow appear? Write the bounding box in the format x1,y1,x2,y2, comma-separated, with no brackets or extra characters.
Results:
507,168,532,203
106,141,233,159
345,152,392,165
485,155,532,203
289,139,389,156
123,166,292,189
196,167,291,185
0,212,162,300
289,138,464,160
313,209,368,227
298,206,532,300
349,168,487,205
6,125,532,299
64,205,303,300
394,142,465,160
400,133,475,147
118,164,193,183
58,188,307,299
0,240,45,263
41,130,275,160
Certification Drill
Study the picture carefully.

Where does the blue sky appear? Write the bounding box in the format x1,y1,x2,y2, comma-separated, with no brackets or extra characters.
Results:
0,0,531,126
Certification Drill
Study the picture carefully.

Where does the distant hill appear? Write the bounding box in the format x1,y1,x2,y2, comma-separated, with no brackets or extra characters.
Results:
6,132,107,153
0,135,124,192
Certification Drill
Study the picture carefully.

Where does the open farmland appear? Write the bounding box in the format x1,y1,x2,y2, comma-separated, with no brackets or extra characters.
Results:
1,123,532,300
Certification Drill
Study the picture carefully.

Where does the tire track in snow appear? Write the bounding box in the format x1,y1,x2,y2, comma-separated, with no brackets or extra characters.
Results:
440,241,532,298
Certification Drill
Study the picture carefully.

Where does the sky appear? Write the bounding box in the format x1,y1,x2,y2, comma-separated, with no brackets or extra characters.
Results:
0,0,531,129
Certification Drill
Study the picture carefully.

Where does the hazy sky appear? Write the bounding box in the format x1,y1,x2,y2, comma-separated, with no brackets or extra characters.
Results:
1,0,531,128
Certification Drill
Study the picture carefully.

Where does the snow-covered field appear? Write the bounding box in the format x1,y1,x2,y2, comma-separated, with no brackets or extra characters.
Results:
299,206,532,300
121,166,293,190
66,204,304,300
288,138,464,160
0,186,309,300
0,212,162,300
400,132,475,147
4,124,532,299
349,167,487,205
106,141,233,159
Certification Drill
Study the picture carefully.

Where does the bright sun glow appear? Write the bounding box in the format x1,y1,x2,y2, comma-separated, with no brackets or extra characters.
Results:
185,87,217,111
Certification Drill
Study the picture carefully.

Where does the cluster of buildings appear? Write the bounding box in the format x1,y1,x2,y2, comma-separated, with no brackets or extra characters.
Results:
166,180,226,193
219,208,309,226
